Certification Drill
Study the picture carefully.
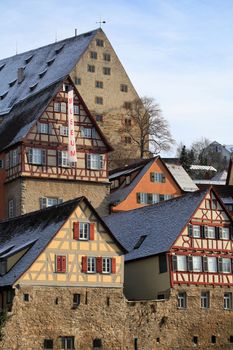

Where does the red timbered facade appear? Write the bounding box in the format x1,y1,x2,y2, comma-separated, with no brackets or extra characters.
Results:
170,189,233,287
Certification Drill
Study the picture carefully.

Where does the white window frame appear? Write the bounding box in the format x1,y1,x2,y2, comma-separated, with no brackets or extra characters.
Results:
192,256,202,272
193,225,201,238
206,226,215,239
201,292,209,309
87,154,104,170
60,125,68,137
137,193,147,204
224,292,232,310
222,258,231,273
79,222,90,240
61,102,66,113
102,257,111,274
207,257,217,272
54,102,61,112
38,123,49,134
220,227,230,240
28,148,45,165
74,105,79,115
81,127,92,139
177,292,186,309
59,151,69,167
152,193,159,204
87,257,96,273
177,255,187,271
40,197,63,209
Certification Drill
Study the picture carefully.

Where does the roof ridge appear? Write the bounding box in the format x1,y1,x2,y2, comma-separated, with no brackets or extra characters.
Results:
109,157,157,175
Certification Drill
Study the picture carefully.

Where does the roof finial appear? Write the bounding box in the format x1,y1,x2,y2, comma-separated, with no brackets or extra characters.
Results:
96,16,106,28
75,28,78,36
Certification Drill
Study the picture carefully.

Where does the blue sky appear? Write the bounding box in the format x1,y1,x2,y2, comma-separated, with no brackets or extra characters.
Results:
1,0,233,153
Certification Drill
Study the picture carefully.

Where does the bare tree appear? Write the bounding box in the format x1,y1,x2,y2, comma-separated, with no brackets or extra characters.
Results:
123,97,174,158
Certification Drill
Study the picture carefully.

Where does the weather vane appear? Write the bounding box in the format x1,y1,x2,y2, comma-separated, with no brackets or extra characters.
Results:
96,17,106,28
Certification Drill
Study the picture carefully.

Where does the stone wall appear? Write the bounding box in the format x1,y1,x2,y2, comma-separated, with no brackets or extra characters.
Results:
2,285,233,349
4,178,23,219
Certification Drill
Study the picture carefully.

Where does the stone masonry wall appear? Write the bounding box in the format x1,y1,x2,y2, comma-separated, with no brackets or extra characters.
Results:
2,285,233,349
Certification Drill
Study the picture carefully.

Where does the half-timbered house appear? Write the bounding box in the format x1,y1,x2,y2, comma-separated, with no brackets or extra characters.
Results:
104,187,233,300
0,77,112,219
109,157,198,212
0,196,125,349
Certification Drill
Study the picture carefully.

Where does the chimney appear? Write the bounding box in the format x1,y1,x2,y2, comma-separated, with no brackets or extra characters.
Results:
75,28,77,37
17,67,24,84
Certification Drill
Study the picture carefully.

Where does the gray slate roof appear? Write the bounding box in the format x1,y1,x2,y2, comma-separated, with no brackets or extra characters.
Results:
0,197,82,286
0,29,98,115
103,190,208,262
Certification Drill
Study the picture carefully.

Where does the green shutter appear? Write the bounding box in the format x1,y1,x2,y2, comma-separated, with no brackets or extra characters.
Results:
150,172,155,182
172,255,177,271
218,257,223,273
203,257,208,272
136,193,141,203
188,256,193,271
162,174,166,183
188,224,193,237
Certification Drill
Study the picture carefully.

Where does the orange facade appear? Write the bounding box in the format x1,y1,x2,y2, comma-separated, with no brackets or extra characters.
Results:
111,158,182,212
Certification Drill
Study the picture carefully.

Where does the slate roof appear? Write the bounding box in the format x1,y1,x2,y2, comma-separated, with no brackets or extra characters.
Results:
0,29,98,115
197,184,233,204
103,189,209,262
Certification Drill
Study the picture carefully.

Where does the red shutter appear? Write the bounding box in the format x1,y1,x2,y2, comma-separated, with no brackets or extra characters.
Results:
111,258,116,274
73,222,79,240
61,256,67,272
89,223,95,240
82,256,88,273
96,257,102,273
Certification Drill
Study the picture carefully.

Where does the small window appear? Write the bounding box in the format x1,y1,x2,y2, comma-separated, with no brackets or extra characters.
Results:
201,291,210,309
8,199,14,218
74,105,79,115
38,123,49,134
150,172,165,183
40,197,63,209
219,227,230,240
192,256,202,272
125,118,131,126
211,335,216,344
60,336,74,350
96,81,103,89
60,126,68,136
61,102,66,113
125,136,131,144
23,293,29,302
58,151,71,167
159,254,167,273
96,114,103,122
81,127,92,139
87,257,96,273
207,257,217,272
193,225,201,238
75,77,81,85
28,148,46,165
86,154,104,170
134,235,147,249
93,338,102,348
103,67,111,75
136,192,147,204
95,96,103,105
88,64,95,73
193,336,198,344
96,39,104,47
224,292,232,309
120,84,128,92
103,53,111,61
230,335,233,343
79,222,90,240
90,51,97,59
134,337,138,350
73,293,81,308
54,102,61,112
0,159,4,169
177,292,186,308
124,101,132,109
102,257,111,274
63,84,70,92
177,255,187,271
44,339,53,350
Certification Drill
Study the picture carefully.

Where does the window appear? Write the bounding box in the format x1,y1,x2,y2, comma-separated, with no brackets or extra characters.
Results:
75,77,81,85
54,102,61,112
193,225,201,238
87,64,95,73
201,291,209,308
219,227,230,240
159,254,167,273
95,96,103,104
7,290,14,304
125,136,131,144
205,226,215,239
177,255,187,271
120,84,128,92
0,159,4,169
38,123,49,134
86,154,104,170
60,125,68,136
192,256,202,272
73,293,80,308
9,149,19,167
164,194,173,200
56,255,66,273
224,292,232,310
40,197,63,209
177,292,186,308
90,51,97,59
23,293,29,302
74,105,79,115
150,172,165,183
44,339,53,349
134,338,138,350
124,101,132,109
103,67,111,75
96,39,104,47
79,222,90,240
81,127,92,138
87,257,96,273
93,338,102,349
28,148,46,165
207,257,217,272
222,258,231,273
103,53,111,61
61,102,66,113
96,114,103,122
102,257,111,273
137,192,147,204
8,199,14,218
211,335,216,344
125,118,131,126
230,336,233,343
192,336,198,345
96,80,103,88
58,151,73,167
152,194,160,204
60,336,74,350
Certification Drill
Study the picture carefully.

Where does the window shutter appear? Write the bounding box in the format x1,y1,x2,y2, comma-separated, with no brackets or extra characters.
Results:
159,194,164,202
218,257,223,273
136,193,141,203
162,174,166,183
215,227,220,240
56,256,61,272
147,193,153,204
42,149,46,165
73,222,79,240
28,148,33,163
48,123,53,135
204,226,208,238
172,255,177,271
100,155,104,169
89,223,95,240
40,197,47,209
188,224,193,237
203,257,208,272
37,122,41,133
188,256,193,272
61,256,66,272
150,172,155,182
58,151,62,166
82,256,87,273
96,257,102,273
111,258,116,274
230,226,233,240
86,154,91,169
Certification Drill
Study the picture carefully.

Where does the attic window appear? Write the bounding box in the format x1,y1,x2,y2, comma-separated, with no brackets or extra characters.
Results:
38,69,48,78
134,235,147,249
25,55,33,64
29,82,38,91
55,44,65,54
47,58,55,66
0,63,5,71
9,79,17,87
0,90,9,100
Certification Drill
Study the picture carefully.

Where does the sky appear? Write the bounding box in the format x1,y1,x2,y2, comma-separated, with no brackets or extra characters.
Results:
0,0,233,155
